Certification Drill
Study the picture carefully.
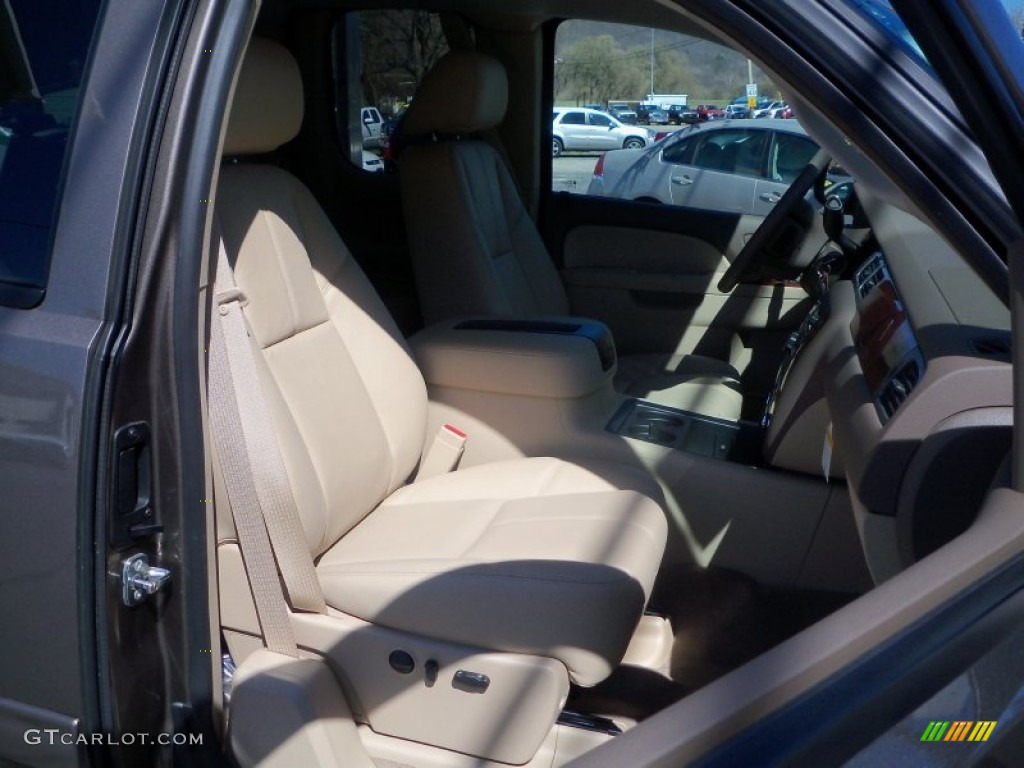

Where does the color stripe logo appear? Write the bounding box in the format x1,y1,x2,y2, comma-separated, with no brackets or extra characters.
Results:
920,721,997,742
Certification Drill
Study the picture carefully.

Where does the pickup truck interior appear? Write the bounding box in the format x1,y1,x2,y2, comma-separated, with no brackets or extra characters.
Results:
187,1,1023,766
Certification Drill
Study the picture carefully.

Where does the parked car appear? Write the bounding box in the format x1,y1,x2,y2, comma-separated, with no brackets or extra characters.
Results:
695,104,727,120
645,108,669,125
552,107,650,156
724,103,751,118
361,150,384,173
607,105,639,124
667,104,700,125
754,100,787,118
4,1,1024,768
588,119,821,216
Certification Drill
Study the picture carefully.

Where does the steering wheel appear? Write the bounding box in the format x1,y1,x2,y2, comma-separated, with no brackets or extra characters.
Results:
717,148,833,293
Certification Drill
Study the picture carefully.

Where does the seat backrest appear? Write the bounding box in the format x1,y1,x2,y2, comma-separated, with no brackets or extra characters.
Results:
400,51,569,325
773,133,817,183
694,141,724,170
215,38,428,557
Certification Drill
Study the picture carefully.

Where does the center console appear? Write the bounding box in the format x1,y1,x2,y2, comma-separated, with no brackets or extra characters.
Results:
606,398,763,464
410,313,851,591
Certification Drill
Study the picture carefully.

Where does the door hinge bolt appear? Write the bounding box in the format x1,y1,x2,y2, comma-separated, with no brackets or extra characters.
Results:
121,553,171,607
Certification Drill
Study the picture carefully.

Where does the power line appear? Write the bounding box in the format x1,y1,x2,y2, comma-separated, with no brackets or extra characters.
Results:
559,35,709,66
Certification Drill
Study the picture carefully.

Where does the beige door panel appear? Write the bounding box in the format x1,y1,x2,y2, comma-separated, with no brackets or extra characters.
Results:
562,223,809,361
562,217,767,272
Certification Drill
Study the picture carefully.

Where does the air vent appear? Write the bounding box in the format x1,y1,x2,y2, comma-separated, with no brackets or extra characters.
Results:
971,334,1011,362
876,356,922,422
855,252,887,300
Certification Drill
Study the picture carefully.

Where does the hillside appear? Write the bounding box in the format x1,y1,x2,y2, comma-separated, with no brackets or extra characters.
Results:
554,20,781,106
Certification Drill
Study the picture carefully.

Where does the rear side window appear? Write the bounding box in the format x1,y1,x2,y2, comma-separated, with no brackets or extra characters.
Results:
333,10,447,173
692,128,769,177
0,0,101,308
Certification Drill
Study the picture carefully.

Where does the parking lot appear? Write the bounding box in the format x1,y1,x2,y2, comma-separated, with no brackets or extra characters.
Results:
550,124,689,194
552,154,603,194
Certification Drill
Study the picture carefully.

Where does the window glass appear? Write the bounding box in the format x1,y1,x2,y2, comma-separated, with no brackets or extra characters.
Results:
845,618,1024,767
334,10,447,173
661,132,696,164
691,128,768,176
0,0,102,308
553,20,838,219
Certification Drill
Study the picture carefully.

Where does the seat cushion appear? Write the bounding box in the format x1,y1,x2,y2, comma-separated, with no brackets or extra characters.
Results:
316,457,667,686
615,352,744,420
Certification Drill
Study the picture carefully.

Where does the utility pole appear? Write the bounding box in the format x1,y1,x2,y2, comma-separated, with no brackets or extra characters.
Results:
650,28,655,97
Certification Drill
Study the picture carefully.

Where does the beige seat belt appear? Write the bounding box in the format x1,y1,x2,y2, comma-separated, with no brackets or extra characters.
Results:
208,234,327,653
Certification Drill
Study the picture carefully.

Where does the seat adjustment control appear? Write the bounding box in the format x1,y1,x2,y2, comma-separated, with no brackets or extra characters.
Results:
389,650,415,674
453,670,490,694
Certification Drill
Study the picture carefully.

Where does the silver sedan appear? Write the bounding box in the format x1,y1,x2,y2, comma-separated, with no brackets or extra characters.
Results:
587,119,819,217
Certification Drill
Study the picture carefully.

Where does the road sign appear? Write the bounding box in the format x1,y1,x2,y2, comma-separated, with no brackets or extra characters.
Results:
747,83,758,109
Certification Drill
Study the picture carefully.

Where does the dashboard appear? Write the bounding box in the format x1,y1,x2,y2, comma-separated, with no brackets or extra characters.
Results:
767,185,1013,580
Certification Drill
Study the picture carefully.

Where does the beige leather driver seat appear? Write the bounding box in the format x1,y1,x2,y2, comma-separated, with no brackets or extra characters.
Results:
213,38,668,752
400,51,744,420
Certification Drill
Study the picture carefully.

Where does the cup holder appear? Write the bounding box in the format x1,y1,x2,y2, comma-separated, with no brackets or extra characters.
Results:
606,399,747,460
627,422,677,445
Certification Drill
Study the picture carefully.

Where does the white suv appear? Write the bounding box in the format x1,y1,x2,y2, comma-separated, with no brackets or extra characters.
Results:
551,107,650,157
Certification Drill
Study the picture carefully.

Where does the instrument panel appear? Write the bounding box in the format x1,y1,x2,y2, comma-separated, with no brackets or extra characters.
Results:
852,253,925,424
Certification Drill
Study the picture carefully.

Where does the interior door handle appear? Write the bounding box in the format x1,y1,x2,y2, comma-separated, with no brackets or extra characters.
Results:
760,191,782,203
672,175,693,186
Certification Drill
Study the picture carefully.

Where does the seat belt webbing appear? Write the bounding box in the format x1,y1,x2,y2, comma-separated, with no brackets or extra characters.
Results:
209,237,327,651
209,300,298,656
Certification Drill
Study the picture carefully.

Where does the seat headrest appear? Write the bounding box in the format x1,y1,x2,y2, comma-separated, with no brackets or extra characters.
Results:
224,38,303,155
402,50,508,137
775,136,816,181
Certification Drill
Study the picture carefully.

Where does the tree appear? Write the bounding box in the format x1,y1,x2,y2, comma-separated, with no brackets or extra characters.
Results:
557,35,642,104
360,11,447,110
650,48,697,96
